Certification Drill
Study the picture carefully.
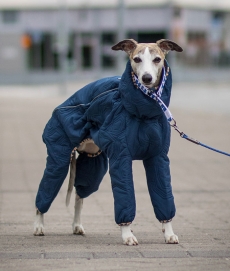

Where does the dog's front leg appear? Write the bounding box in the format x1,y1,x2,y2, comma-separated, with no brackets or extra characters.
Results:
162,221,179,244
109,147,137,245
120,225,138,246
72,193,85,235
34,209,44,236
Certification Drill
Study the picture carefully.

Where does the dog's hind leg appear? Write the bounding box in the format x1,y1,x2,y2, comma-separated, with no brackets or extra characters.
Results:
34,209,44,236
66,149,77,207
65,150,84,234
162,221,179,244
71,151,108,236
72,193,85,235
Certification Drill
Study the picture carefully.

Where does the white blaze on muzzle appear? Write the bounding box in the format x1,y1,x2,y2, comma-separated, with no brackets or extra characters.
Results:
135,47,160,86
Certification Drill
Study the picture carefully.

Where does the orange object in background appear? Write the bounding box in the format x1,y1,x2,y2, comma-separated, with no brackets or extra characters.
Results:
21,34,32,49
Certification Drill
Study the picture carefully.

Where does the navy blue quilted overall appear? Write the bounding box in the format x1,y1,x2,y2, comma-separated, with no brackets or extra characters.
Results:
36,61,175,224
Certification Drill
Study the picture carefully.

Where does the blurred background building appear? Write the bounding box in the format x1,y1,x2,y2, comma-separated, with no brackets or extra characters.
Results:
0,0,230,84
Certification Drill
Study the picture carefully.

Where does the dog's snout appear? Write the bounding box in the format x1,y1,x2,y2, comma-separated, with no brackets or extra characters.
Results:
142,74,152,84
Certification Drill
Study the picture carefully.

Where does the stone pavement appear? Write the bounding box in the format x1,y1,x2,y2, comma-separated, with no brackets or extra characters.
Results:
0,81,230,271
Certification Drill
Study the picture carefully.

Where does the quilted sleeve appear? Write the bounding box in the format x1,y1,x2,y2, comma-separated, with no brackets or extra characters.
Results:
108,142,136,225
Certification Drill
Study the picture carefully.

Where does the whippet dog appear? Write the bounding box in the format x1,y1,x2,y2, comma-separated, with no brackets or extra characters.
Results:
34,39,183,246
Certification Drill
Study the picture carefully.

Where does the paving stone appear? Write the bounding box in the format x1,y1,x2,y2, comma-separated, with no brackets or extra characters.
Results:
93,251,142,259
189,250,230,258
0,83,230,271
141,250,189,258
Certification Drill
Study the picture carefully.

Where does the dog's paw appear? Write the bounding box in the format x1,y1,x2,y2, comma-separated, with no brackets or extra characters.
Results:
34,224,44,236
73,224,85,235
123,234,138,246
165,234,179,244
121,225,138,246
34,212,44,236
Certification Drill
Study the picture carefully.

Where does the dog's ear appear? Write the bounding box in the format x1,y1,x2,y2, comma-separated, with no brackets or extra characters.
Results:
156,39,183,55
111,39,137,55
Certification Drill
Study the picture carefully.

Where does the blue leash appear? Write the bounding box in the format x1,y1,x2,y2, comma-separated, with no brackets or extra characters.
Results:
170,119,230,157
132,71,230,158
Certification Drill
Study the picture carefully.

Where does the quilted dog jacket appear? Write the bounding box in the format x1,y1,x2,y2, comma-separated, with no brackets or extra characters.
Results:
36,61,175,224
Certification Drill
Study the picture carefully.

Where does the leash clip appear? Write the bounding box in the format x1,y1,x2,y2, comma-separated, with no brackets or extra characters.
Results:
170,119,183,136
170,119,200,144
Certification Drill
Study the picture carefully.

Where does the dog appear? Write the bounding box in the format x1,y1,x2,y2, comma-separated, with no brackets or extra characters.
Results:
34,39,183,246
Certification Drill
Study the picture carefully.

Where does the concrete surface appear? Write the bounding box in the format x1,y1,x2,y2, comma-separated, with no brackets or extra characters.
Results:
0,81,230,271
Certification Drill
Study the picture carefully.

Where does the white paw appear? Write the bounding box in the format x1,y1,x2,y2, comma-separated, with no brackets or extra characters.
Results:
123,234,138,246
73,224,85,235
121,225,138,246
34,212,44,236
34,224,44,236
162,221,179,244
165,234,179,244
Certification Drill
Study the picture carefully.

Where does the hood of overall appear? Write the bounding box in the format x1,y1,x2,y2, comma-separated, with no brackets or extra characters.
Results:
118,60,172,119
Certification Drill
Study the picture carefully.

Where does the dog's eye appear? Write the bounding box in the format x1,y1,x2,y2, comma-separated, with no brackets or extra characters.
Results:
133,57,142,63
153,57,161,63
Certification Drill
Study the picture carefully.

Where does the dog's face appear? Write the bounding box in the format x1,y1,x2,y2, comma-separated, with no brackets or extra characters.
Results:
112,39,183,88
129,44,165,88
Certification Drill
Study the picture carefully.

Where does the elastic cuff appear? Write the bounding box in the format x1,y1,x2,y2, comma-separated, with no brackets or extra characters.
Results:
160,219,172,223
118,222,132,226
76,149,102,158
76,139,102,158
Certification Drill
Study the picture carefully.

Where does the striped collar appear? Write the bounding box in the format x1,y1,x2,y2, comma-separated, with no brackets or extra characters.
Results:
131,64,170,99
131,64,173,122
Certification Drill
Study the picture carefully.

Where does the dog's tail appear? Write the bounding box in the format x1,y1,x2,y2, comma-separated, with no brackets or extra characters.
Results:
66,150,76,207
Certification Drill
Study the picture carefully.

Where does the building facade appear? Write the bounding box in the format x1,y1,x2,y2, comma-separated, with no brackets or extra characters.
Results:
0,2,230,82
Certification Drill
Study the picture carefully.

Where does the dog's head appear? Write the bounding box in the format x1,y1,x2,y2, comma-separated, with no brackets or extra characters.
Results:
112,39,183,88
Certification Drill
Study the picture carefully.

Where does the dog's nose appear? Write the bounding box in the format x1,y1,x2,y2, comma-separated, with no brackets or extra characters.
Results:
142,74,152,84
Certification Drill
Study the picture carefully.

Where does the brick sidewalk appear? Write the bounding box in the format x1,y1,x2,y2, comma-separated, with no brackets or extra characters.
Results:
0,84,230,271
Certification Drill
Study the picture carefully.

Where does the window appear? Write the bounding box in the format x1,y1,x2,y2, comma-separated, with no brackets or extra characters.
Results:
128,31,166,43
102,55,115,68
101,33,116,44
173,7,181,18
101,32,116,69
82,45,92,68
2,10,18,24
26,32,59,71
212,11,224,21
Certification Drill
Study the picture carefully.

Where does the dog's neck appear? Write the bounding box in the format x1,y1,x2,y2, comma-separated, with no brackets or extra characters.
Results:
119,61,171,119
131,64,168,98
